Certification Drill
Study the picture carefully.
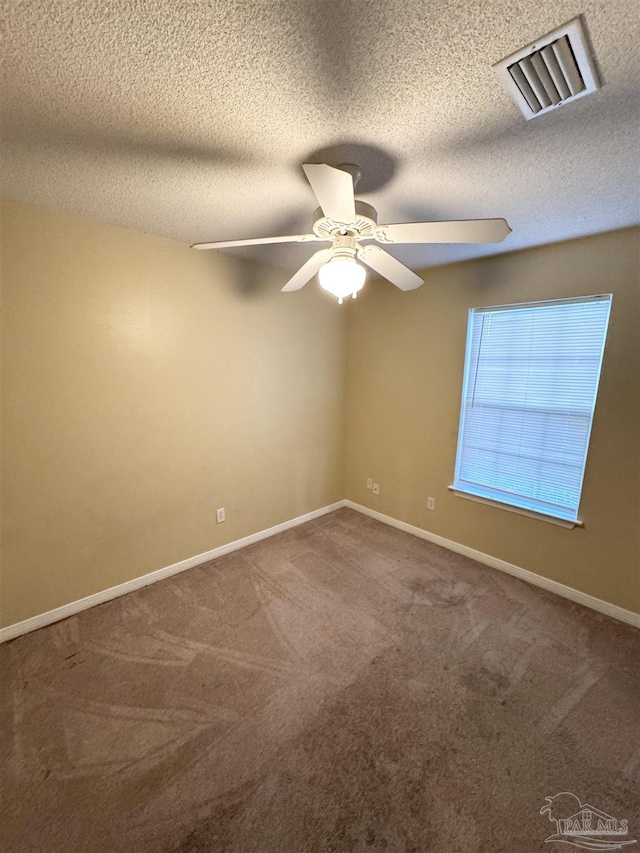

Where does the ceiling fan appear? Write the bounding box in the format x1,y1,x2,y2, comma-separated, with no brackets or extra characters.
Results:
192,164,512,303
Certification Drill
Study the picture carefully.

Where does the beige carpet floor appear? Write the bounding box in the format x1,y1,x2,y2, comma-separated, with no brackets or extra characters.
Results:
1,508,639,852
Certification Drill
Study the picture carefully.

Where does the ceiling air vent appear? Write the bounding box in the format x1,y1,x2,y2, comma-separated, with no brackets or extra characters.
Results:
495,18,599,120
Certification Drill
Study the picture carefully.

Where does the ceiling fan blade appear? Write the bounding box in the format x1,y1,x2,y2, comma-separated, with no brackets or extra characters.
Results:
302,164,356,224
375,218,512,244
191,233,323,250
281,248,334,292
357,245,424,291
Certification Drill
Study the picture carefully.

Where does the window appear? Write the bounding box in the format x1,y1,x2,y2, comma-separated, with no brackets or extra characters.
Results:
452,295,612,524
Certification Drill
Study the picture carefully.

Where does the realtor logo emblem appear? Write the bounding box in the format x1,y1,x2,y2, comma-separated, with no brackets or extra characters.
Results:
540,792,637,850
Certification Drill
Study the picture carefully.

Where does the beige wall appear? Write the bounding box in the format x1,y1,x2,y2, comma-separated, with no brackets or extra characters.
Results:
345,228,640,615
1,199,347,626
2,201,638,628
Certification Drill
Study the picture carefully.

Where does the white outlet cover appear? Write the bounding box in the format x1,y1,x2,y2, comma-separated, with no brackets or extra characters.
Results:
427,497,435,510
366,478,373,490
216,508,225,523
373,483,380,495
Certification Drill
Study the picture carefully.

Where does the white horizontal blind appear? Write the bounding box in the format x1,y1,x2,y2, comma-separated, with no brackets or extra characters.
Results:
453,295,612,522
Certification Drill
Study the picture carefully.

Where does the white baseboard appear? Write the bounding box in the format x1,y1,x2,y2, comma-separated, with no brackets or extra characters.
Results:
345,501,640,629
2,498,637,642
0,500,347,644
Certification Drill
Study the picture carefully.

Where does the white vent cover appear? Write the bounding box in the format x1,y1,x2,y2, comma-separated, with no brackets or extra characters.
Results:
495,18,599,120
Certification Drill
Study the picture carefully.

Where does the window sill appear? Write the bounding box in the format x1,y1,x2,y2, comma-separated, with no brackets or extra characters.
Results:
447,486,583,529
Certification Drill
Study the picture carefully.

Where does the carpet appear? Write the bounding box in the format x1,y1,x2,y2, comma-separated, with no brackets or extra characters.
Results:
1,508,639,852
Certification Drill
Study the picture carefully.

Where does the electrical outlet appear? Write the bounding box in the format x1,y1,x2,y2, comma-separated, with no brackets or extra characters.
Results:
373,483,380,495
366,477,373,490
427,497,435,511
216,507,226,523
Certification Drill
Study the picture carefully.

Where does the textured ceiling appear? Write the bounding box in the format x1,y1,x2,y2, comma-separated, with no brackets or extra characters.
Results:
2,0,639,271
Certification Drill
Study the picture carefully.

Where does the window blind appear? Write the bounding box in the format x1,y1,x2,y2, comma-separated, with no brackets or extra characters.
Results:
452,295,612,522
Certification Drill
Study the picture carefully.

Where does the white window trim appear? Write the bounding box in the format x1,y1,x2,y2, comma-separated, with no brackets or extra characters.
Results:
451,293,611,527
447,485,582,528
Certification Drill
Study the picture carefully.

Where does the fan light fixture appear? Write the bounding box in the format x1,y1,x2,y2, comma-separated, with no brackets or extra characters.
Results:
191,162,512,297
318,257,365,303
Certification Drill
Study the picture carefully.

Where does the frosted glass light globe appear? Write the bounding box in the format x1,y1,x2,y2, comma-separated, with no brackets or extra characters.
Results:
318,258,366,302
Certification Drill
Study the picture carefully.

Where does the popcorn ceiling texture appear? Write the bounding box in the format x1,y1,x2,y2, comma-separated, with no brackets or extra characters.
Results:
2,0,639,270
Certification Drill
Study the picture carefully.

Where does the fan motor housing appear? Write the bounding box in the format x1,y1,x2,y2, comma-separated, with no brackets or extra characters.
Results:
312,200,378,240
